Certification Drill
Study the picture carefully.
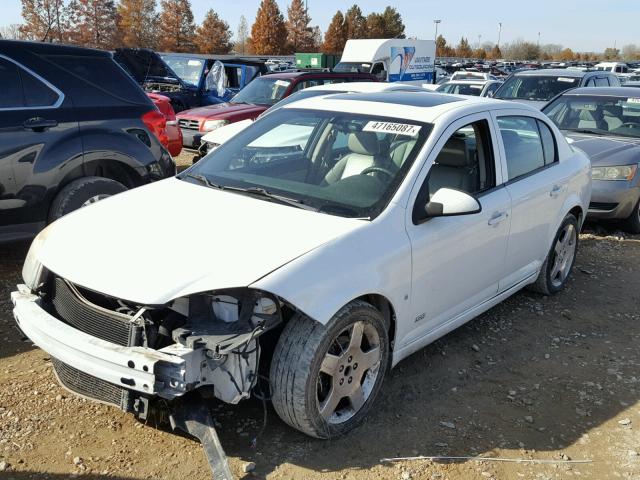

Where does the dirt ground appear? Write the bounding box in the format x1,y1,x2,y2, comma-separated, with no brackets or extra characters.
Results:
1,223,639,480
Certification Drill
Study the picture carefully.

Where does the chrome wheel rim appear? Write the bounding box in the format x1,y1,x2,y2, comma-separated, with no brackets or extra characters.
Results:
316,321,381,425
550,223,577,288
82,194,110,207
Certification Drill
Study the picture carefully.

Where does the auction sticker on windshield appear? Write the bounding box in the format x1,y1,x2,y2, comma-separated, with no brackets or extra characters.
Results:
364,121,421,137
628,98,640,104
558,77,576,83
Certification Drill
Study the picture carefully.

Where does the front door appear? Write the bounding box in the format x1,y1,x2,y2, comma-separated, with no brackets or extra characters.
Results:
402,115,511,347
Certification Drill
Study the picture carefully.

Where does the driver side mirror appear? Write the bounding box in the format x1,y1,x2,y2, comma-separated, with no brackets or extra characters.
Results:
424,187,481,219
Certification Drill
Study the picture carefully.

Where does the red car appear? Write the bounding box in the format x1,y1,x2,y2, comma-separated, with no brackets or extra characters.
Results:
176,71,377,148
147,93,183,157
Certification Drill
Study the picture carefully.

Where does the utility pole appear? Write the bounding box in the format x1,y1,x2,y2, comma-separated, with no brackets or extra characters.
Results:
433,20,441,84
497,22,502,50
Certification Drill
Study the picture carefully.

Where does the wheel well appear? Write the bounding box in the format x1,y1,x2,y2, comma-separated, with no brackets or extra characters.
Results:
569,206,584,228
83,160,143,189
358,294,397,351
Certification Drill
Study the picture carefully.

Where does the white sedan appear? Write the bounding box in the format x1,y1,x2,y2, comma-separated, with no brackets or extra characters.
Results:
13,93,590,447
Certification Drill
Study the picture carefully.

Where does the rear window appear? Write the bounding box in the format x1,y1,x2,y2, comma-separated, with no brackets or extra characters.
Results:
45,55,150,106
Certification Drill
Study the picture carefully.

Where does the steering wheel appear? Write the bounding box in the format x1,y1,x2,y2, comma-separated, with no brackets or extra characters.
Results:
360,166,395,181
621,122,640,129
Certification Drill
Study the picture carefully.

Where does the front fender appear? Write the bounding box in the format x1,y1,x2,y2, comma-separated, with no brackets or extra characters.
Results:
251,204,411,328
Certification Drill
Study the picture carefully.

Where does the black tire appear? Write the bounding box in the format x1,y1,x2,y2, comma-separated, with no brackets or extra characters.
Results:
621,199,640,234
528,213,579,295
48,177,127,223
270,300,389,439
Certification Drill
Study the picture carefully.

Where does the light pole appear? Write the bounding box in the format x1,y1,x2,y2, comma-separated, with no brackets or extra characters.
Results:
433,20,441,84
478,34,482,49
497,22,502,50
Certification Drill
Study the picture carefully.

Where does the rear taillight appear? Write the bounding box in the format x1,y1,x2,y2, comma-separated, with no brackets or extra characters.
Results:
142,109,169,149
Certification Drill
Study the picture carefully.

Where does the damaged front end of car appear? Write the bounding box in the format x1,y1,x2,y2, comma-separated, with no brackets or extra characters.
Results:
12,267,285,479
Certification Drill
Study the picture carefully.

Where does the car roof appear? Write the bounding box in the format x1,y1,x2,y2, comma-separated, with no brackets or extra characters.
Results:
263,71,375,80
0,39,110,57
301,82,427,93
441,80,491,85
281,91,526,124
512,69,596,77
560,87,640,96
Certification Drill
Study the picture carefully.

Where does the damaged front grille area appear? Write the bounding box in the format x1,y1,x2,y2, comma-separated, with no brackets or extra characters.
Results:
52,357,134,411
50,277,142,347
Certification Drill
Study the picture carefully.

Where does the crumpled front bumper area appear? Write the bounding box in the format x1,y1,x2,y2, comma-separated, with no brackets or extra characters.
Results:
11,285,192,410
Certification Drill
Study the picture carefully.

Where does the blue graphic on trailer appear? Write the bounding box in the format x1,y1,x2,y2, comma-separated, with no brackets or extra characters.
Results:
389,46,433,82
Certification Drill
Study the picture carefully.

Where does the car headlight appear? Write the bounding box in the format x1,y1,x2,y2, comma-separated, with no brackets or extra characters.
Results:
22,226,51,291
591,164,638,181
202,119,229,132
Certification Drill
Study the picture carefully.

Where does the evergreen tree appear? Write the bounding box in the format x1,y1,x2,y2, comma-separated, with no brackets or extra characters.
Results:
322,11,346,54
67,0,119,49
250,0,287,55
194,8,232,54
157,0,196,52
117,0,158,49
286,0,315,53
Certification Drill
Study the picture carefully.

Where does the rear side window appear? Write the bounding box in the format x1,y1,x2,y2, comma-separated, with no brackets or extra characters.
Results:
21,69,59,107
497,116,546,180
45,55,149,106
538,121,557,165
595,77,609,87
0,58,24,108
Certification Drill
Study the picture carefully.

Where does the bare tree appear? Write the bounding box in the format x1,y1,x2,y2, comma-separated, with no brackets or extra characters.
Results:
20,0,67,42
235,15,249,54
0,24,27,39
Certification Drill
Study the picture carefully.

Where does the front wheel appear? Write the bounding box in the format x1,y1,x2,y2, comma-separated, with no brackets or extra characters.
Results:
270,301,389,439
528,214,579,295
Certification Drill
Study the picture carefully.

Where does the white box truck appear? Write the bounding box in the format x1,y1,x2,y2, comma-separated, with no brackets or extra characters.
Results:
334,39,436,85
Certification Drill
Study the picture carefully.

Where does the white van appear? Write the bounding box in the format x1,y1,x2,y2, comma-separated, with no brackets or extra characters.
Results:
595,62,630,74
334,39,436,85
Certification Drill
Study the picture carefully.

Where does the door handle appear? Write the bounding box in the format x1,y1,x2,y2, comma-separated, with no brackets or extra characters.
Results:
488,211,508,226
550,184,564,198
23,117,58,131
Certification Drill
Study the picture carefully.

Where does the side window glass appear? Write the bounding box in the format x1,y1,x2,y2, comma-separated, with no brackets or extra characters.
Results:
537,121,557,165
21,69,59,107
585,78,595,87
371,62,386,81
595,77,609,87
497,116,545,181
0,58,25,108
426,120,496,197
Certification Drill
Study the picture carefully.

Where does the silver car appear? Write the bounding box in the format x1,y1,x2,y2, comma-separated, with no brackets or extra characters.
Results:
543,86,640,232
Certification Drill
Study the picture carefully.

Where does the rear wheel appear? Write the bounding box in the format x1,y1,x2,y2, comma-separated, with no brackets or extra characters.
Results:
621,199,640,234
49,177,127,222
270,301,389,439
528,214,578,295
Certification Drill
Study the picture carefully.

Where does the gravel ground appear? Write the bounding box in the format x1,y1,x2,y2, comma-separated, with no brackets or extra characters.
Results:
0,225,639,480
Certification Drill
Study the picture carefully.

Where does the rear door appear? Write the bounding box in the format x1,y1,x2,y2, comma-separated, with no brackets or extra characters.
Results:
490,109,567,290
0,55,81,237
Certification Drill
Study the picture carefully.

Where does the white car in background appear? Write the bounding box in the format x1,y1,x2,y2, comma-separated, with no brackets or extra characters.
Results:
13,92,590,475
436,80,503,97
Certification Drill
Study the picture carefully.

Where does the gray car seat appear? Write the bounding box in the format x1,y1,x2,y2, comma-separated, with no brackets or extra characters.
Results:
427,136,478,194
324,132,382,184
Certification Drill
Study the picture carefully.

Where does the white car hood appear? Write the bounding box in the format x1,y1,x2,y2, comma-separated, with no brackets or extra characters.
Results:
36,178,363,305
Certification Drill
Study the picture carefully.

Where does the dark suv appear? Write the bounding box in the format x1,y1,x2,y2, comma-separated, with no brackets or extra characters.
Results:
0,41,175,243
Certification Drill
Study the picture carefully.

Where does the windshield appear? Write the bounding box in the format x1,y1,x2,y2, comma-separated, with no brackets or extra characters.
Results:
184,109,431,218
494,75,580,101
160,55,205,87
231,77,292,105
334,62,372,74
437,83,483,96
543,95,640,138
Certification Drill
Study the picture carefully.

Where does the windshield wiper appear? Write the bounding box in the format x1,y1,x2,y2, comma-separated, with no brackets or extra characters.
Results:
185,173,226,189
565,128,606,136
221,185,318,211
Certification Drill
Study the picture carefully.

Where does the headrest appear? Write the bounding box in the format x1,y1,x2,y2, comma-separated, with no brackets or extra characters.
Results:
348,132,380,156
603,105,622,117
436,136,469,167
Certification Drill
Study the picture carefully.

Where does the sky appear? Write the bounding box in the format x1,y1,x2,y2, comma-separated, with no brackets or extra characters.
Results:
3,0,639,52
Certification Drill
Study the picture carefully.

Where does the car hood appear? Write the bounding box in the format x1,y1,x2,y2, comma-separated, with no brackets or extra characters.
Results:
35,178,364,305
177,103,267,120
563,132,640,166
114,48,183,86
